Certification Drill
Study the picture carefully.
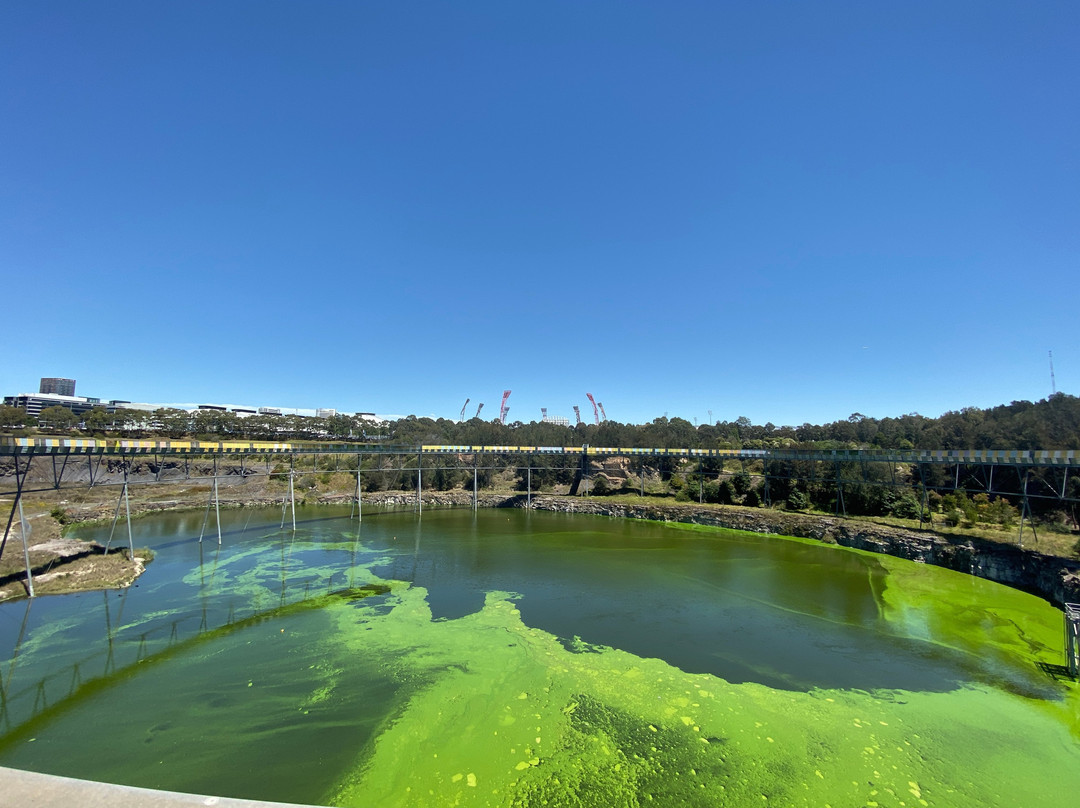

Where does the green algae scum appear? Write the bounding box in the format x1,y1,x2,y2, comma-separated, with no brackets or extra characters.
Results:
0,508,1077,807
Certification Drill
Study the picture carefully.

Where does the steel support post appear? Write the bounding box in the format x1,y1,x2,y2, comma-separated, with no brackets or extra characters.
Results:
640,460,645,498
473,465,478,511
1018,469,1030,548
527,466,532,509
351,457,362,522
1065,604,1080,678
289,470,297,532
0,454,31,566
213,474,222,545
417,452,422,516
106,481,126,553
51,453,69,489
17,498,34,598
123,467,135,558
835,462,846,517
199,480,214,544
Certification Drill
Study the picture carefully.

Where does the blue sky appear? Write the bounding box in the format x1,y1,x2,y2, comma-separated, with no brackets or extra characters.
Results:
3,1,1077,427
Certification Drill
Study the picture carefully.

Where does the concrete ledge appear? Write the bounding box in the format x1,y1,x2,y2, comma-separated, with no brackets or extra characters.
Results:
0,766,328,808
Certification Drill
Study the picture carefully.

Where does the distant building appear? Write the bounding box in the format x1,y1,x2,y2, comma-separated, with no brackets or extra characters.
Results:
542,415,571,427
3,392,98,418
40,378,76,396
316,408,337,418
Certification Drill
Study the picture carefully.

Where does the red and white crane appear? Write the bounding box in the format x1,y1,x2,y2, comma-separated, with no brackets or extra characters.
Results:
499,390,512,424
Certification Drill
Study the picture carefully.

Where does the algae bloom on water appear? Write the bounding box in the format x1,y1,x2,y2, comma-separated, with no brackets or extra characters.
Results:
0,507,1076,808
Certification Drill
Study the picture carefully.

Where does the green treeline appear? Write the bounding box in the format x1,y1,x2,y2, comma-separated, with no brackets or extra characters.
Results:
388,393,1080,451
2,393,1078,450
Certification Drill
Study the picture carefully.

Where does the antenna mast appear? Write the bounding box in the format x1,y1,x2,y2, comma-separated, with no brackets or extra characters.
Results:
1050,350,1057,395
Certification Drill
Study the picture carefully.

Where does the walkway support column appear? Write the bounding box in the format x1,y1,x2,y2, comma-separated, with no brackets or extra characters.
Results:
351,454,362,522
17,498,34,598
1065,604,1080,678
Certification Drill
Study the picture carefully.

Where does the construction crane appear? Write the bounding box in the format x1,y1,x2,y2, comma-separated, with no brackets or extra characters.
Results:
475,403,484,419
573,405,581,426
459,398,470,421
597,402,607,422
499,390,512,425
586,393,599,425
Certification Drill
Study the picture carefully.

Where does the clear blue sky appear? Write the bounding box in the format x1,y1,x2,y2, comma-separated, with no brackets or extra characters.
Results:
3,1,1077,426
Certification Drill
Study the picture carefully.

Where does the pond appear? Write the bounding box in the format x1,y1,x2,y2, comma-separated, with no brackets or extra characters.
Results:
0,506,1077,807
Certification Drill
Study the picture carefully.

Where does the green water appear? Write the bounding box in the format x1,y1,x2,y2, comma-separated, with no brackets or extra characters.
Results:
0,506,1076,807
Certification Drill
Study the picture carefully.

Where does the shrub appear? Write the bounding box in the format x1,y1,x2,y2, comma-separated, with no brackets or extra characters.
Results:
889,493,922,520
786,489,810,511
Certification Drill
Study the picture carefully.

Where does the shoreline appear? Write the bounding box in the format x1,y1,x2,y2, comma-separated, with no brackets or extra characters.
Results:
3,490,1078,608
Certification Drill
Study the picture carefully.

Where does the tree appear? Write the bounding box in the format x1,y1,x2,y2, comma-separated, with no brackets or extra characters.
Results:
82,407,113,433
0,405,31,430
155,408,191,439
37,405,79,431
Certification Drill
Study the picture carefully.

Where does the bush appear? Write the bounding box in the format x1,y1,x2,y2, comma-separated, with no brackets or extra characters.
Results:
717,480,736,505
889,493,922,520
743,488,761,508
786,489,810,511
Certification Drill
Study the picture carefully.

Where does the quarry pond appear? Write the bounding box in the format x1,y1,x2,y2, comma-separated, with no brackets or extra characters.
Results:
0,506,1077,807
